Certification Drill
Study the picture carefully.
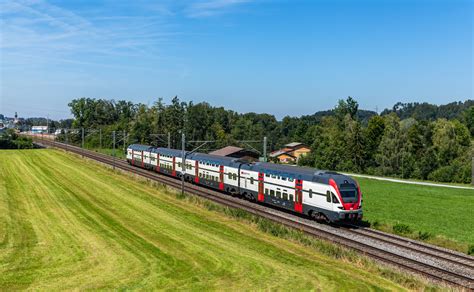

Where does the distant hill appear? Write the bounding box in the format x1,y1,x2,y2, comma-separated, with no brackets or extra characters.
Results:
380,100,473,121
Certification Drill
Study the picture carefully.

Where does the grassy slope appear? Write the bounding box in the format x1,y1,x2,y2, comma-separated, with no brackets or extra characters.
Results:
0,150,413,291
360,177,474,247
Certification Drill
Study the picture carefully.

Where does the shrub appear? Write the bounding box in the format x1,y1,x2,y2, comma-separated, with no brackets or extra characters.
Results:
468,245,474,255
417,231,433,241
393,223,412,235
371,220,380,229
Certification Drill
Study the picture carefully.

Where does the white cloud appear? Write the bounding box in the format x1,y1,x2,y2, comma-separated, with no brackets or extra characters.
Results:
0,0,173,69
186,0,252,18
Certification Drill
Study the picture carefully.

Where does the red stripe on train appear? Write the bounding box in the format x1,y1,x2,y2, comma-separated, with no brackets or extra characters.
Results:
257,172,264,202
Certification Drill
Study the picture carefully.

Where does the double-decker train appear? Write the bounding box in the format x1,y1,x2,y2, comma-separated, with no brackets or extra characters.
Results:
127,144,362,222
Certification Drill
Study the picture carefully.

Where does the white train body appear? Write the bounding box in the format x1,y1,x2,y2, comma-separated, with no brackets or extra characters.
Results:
127,144,362,222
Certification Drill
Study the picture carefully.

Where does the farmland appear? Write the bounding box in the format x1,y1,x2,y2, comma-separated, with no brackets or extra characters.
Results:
359,177,474,252
0,149,430,290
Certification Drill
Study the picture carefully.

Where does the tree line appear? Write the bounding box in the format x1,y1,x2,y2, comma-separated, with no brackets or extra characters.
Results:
64,96,473,184
0,129,34,149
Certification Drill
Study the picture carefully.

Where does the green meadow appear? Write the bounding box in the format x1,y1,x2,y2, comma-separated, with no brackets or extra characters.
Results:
0,149,432,290
359,177,474,253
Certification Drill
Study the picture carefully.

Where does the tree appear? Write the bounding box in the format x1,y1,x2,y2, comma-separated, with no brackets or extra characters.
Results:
375,113,403,176
335,96,359,121
364,115,385,170
464,106,474,136
344,117,365,172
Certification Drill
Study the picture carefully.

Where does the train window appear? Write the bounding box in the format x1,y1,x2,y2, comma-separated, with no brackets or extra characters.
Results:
271,175,276,179
332,193,339,204
232,173,237,180
282,177,287,181
309,189,313,198
250,177,254,184
270,189,275,196
265,173,270,177
288,178,294,182
228,172,232,179
265,188,269,195
283,193,288,200
289,194,294,201
276,191,281,198
326,191,331,202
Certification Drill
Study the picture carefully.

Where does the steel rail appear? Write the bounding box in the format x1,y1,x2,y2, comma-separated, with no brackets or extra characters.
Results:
343,224,474,270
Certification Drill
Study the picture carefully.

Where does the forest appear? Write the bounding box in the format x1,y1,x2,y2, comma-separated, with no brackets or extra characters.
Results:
54,97,473,184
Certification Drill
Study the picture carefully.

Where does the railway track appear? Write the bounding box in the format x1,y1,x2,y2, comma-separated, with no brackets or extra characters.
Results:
33,138,474,290
345,225,474,270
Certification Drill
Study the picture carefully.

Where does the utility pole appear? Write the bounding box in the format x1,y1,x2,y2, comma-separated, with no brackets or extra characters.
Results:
112,131,116,170
65,129,68,152
123,130,126,153
81,127,85,158
263,136,267,162
167,132,171,148
181,132,185,195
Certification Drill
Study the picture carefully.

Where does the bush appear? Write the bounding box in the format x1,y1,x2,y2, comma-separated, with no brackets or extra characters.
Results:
468,245,474,255
393,223,412,235
417,231,433,241
370,220,380,229
428,159,471,184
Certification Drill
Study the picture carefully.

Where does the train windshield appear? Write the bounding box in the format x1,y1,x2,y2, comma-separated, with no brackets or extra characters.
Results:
339,189,358,203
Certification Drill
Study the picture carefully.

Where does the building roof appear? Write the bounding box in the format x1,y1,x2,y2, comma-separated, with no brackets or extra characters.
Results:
269,149,296,158
209,146,244,157
284,142,305,148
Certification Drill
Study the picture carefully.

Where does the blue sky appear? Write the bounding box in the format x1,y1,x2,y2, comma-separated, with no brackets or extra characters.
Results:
0,0,472,120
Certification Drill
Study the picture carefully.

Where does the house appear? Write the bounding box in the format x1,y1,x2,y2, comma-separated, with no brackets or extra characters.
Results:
270,142,311,164
209,146,260,162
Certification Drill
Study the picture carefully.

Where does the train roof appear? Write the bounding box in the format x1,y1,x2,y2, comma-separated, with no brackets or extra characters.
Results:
128,144,155,151
151,147,238,165
247,162,357,186
127,144,358,187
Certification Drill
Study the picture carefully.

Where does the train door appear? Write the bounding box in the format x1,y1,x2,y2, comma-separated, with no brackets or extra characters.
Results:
294,179,303,213
219,165,224,190
258,172,264,202
172,156,176,176
131,150,135,165
194,161,199,183
240,173,247,189
156,154,160,172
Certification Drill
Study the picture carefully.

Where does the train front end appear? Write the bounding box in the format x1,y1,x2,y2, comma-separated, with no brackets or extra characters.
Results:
329,176,363,222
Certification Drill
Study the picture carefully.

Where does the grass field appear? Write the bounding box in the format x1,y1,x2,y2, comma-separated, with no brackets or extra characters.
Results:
91,147,127,159
359,177,474,252
0,149,431,290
